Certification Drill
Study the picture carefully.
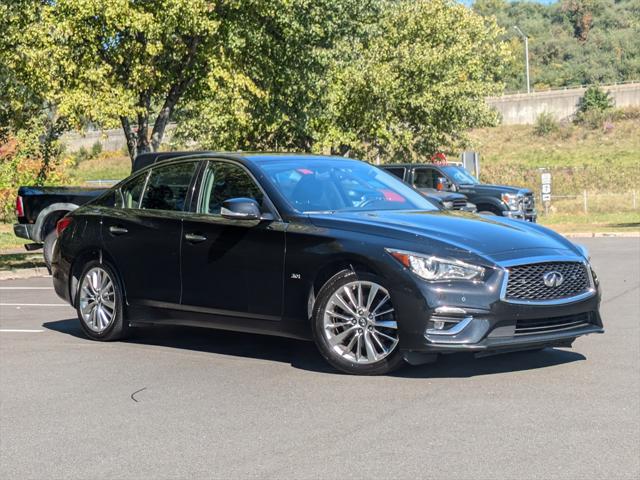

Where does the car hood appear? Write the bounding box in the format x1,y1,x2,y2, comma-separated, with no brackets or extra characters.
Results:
308,210,581,263
462,184,532,195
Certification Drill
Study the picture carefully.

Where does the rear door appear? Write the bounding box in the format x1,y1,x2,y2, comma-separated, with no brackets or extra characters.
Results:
180,160,285,321
101,160,199,306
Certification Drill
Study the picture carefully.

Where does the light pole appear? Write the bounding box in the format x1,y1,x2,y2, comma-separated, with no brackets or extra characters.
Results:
514,26,530,94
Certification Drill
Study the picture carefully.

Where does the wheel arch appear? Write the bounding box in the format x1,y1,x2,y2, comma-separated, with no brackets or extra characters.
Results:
475,198,505,215
69,247,125,307
33,203,79,242
307,255,383,320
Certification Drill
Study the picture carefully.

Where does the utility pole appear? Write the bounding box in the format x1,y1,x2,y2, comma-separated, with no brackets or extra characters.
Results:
514,26,530,94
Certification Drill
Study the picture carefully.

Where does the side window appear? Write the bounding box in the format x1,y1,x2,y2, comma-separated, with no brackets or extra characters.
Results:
92,190,118,208
413,168,440,189
140,162,198,212
385,167,406,180
200,162,265,215
119,172,148,209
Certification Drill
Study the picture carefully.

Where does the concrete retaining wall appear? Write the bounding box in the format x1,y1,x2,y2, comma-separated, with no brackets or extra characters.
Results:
486,82,640,125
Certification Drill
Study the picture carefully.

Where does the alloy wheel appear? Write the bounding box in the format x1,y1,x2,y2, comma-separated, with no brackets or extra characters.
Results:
323,280,399,364
79,267,117,333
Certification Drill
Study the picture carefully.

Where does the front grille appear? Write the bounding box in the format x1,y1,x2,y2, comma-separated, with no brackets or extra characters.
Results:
505,262,590,301
451,199,467,210
515,312,593,336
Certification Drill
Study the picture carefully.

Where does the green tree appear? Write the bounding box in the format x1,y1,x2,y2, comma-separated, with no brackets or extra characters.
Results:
318,0,512,162
0,1,67,184
473,0,640,91
10,0,356,165
173,0,382,153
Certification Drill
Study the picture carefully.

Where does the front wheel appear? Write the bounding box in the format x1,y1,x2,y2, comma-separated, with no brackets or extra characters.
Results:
76,261,128,341
312,270,405,375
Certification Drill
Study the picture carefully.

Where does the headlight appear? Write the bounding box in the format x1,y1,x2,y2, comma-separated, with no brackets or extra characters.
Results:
442,201,453,209
501,193,522,211
386,249,485,281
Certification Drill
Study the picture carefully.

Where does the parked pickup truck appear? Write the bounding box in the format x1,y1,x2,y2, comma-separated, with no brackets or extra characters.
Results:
381,163,537,222
13,152,217,270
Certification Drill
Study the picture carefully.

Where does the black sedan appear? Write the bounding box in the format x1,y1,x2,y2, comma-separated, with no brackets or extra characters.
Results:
52,153,603,375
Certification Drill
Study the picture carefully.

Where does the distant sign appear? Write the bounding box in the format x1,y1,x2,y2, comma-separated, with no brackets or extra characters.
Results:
541,171,552,203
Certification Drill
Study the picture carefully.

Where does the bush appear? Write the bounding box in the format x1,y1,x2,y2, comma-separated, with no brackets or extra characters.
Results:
0,134,69,222
577,86,614,114
534,112,559,137
90,141,103,158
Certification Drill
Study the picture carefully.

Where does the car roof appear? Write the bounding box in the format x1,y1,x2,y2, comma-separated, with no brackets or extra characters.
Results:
132,151,365,172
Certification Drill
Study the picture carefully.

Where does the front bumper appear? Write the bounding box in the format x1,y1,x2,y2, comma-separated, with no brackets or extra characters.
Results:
503,209,537,222
13,223,34,241
392,257,602,356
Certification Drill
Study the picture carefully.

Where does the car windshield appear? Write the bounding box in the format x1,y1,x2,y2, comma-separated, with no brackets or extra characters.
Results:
257,157,438,213
441,166,479,185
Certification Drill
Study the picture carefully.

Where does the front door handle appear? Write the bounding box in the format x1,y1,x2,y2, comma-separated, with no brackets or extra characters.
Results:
184,233,207,243
109,226,128,235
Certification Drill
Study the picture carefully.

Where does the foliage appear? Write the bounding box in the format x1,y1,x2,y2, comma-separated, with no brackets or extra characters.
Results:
577,85,615,113
534,112,560,136
473,0,640,91
0,1,67,187
316,0,511,162
173,0,382,153
0,136,70,222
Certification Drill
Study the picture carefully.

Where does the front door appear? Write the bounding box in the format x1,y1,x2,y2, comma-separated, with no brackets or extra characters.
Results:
180,160,285,321
101,160,199,306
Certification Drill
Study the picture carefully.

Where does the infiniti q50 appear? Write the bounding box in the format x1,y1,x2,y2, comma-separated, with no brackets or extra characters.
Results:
52,153,603,375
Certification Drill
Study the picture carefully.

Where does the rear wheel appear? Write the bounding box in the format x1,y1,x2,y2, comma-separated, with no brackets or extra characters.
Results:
312,270,405,375
76,261,128,341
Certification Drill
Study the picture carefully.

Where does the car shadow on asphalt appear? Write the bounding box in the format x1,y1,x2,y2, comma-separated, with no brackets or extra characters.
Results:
43,318,586,378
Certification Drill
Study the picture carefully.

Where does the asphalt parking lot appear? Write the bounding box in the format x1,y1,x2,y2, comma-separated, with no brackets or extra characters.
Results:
1,237,639,479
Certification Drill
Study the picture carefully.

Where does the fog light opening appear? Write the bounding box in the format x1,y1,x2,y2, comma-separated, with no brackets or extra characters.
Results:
426,314,473,336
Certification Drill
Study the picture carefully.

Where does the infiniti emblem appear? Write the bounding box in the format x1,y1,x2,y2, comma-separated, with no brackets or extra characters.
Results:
543,271,564,287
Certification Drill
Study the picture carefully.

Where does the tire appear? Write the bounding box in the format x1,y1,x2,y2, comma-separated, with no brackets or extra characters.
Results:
43,230,57,274
76,260,128,341
479,210,497,216
311,269,405,375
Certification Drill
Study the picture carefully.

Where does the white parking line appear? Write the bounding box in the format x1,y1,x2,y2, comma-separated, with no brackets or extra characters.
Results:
0,303,69,307
0,329,44,333
0,287,53,290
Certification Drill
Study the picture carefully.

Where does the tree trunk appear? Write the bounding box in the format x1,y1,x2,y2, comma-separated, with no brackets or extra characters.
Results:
121,116,137,166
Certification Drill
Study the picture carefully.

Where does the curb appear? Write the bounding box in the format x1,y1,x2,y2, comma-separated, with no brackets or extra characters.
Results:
560,232,640,238
0,267,50,281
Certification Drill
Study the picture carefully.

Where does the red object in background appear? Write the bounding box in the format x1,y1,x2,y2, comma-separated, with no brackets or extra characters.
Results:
380,189,406,202
56,217,73,236
15,195,24,217
297,168,314,175
431,152,448,165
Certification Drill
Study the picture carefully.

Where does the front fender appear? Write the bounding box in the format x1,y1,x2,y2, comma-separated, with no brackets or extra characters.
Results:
473,197,507,214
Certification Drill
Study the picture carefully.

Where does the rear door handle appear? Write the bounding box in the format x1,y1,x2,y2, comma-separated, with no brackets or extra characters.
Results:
184,233,207,243
109,226,128,235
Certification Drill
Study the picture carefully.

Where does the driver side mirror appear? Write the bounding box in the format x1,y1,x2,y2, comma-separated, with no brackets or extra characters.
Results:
221,198,265,221
436,177,453,191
